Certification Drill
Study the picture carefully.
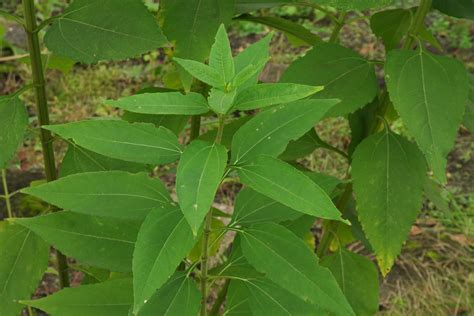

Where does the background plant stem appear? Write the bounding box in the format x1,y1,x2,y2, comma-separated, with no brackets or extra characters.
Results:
200,115,226,316
22,0,70,288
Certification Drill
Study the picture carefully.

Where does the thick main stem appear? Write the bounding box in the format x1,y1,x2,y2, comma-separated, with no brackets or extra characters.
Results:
22,0,70,288
200,115,226,316
1,170,13,218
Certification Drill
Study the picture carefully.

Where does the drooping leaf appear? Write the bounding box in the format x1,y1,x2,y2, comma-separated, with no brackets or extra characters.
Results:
176,140,227,234
236,14,320,46
46,120,183,165
22,278,133,315
385,48,469,182
22,171,172,220
137,272,201,316
352,130,427,274
132,206,197,313
14,211,140,272
232,83,323,111
60,144,147,177
240,223,354,315
233,34,272,89
208,88,237,114
231,99,338,164
198,116,251,149
321,249,379,316
0,95,28,168
173,58,226,88
281,43,378,116
44,0,167,63
433,0,474,20
122,112,188,136
106,92,209,115
232,187,301,225
209,24,235,83
237,155,346,222
0,222,49,316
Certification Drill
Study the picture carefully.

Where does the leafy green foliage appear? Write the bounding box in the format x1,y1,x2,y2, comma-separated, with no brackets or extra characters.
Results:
44,0,167,63
240,223,354,315
0,96,28,168
210,25,235,84
311,0,392,10
385,48,469,182
0,222,49,316
281,43,378,116
433,0,474,20
23,171,172,220
321,249,379,316
132,206,197,313
14,211,140,272
463,74,474,132
46,120,183,165
176,140,227,234
352,130,427,274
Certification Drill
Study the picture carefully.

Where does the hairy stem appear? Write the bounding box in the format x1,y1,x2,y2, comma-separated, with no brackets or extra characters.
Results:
22,0,70,288
1,170,13,218
200,115,226,316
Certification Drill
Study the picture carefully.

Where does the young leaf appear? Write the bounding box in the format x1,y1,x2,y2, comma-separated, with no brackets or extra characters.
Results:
44,0,167,63
231,99,338,164
281,43,378,116
321,249,379,316
14,211,141,272
352,130,427,274
385,48,469,183
240,223,354,316
209,24,234,83
234,34,272,89
176,140,227,234
231,58,269,89
137,273,201,316
232,187,301,225
0,96,28,168
22,278,133,315
46,120,183,165
60,144,147,177
106,92,209,115
173,58,226,88
133,206,197,313
22,171,172,220
0,222,49,316
232,83,323,111
237,155,346,222
208,88,237,114
433,0,474,20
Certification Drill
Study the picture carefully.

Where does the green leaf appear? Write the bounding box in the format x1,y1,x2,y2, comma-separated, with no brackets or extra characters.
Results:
137,272,201,316
279,129,320,161
44,0,167,63
176,140,227,234
0,222,49,316
133,206,197,313
233,83,323,111
385,48,469,182
309,0,392,10
281,43,378,117
231,57,269,89
237,155,346,222
234,34,272,89
303,172,342,196
237,14,320,46
232,187,301,225
173,58,226,88
235,0,293,13
240,222,354,315
14,211,140,272
209,24,234,83
352,130,427,274
433,0,474,20
106,92,209,115
60,144,147,177
46,120,183,165
232,99,337,164
463,74,474,132
22,278,133,315
198,116,251,149
226,281,252,315
208,88,237,114
22,171,172,220
321,249,379,316
0,95,28,168
122,112,188,136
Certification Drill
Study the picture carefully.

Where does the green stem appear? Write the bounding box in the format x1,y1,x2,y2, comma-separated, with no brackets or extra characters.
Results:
329,12,347,43
200,115,226,316
1,170,13,218
209,279,230,316
22,0,70,289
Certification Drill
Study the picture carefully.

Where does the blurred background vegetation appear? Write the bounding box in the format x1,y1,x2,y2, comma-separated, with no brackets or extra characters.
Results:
1,0,473,315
